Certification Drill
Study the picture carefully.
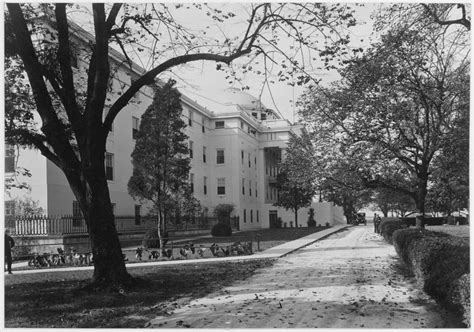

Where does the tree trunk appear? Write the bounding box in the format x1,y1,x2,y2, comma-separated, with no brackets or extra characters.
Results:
78,171,131,288
294,209,298,227
157,211,164,255
64,150,131,289
414,178,428,229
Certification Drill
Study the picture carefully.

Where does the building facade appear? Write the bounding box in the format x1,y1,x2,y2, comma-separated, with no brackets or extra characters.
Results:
4,20,344,230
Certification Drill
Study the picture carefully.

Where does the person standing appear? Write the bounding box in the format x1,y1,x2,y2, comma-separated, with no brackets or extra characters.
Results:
5,230,15,274
373,214,378,233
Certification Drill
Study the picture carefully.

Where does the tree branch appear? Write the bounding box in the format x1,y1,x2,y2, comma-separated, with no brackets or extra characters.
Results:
106,4,123,35
104,49,252,134
54,4,83,136
421,4,471,31
6,128,63,168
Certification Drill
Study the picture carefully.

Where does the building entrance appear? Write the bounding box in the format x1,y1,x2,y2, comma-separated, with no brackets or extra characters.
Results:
269,210,278,228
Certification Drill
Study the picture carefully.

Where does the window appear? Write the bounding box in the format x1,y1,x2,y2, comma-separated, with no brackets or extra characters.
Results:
255,156,257,168
250,210,253,223
189,141,194,159
73,201,83,227
215,121,225,129
216,149,225,164
5,144,15,173
257,210,259,222
105,152,114,181
241,150,244,164
241,121,244,129
248,153,251,167
132,116,139,139
202,117,206,133
249,180,252,196
242,178,245,195
5,201,15,216
135,205,141,225
255,181,258,197
203,146,207,163
188,111,193,126
203,176,208,195
217,178,226,195
243,209,247,223
190,173,194,193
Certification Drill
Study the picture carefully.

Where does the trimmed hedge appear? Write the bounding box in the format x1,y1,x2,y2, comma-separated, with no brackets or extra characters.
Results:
379,219,407,243
142,229,169,249
407,236,470,306
211,223,232,237
392,228,450,266
450,273,470,327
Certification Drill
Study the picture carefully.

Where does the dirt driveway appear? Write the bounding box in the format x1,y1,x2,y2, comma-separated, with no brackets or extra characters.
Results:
146,226,460,328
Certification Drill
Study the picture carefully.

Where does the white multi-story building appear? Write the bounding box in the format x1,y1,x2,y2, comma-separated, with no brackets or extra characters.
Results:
5,20,344,230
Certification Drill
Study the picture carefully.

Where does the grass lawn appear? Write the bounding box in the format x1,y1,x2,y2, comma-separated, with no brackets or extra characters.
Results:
4,259,274,328
5,227,327,327
425,225,470,238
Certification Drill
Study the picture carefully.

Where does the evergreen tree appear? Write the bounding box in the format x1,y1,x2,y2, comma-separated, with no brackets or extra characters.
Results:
274,132,317,227
128,79,192,252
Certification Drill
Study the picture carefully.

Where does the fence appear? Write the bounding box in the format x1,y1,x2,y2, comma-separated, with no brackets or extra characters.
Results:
9,214,240,236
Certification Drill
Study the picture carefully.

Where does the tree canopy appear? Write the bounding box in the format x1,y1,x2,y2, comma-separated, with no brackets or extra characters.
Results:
274,131,317,227
298,4,469,227
128,79,193,250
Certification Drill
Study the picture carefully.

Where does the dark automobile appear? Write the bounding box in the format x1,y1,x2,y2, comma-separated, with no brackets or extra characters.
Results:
352,212,367,225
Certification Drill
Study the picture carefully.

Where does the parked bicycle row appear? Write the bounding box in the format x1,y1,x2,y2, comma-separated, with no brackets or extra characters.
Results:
23,240,254,268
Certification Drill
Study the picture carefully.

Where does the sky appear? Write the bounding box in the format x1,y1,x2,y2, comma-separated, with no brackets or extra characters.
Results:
161,3,379,122
171,4,378,122
69,2,379,123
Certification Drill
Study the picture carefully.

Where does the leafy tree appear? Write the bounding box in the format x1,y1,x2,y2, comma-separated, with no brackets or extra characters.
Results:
374,3,470,32
299,8,469,228
274,132,317,227
426,109,469,215
318,162,373,224
372,188,415,217
4,3,358,287
128,80,191,252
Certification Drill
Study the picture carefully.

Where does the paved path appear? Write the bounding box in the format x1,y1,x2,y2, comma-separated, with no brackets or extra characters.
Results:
8,225,348,275
146,226,456,328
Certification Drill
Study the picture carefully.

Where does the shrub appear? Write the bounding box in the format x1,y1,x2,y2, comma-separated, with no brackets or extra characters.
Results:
213,204,234,224
211,223,232,237
379,219,407,243
142,228,169,249
392,228,450,265
407,236,470,305
449,273,470,327
307,208,316,227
